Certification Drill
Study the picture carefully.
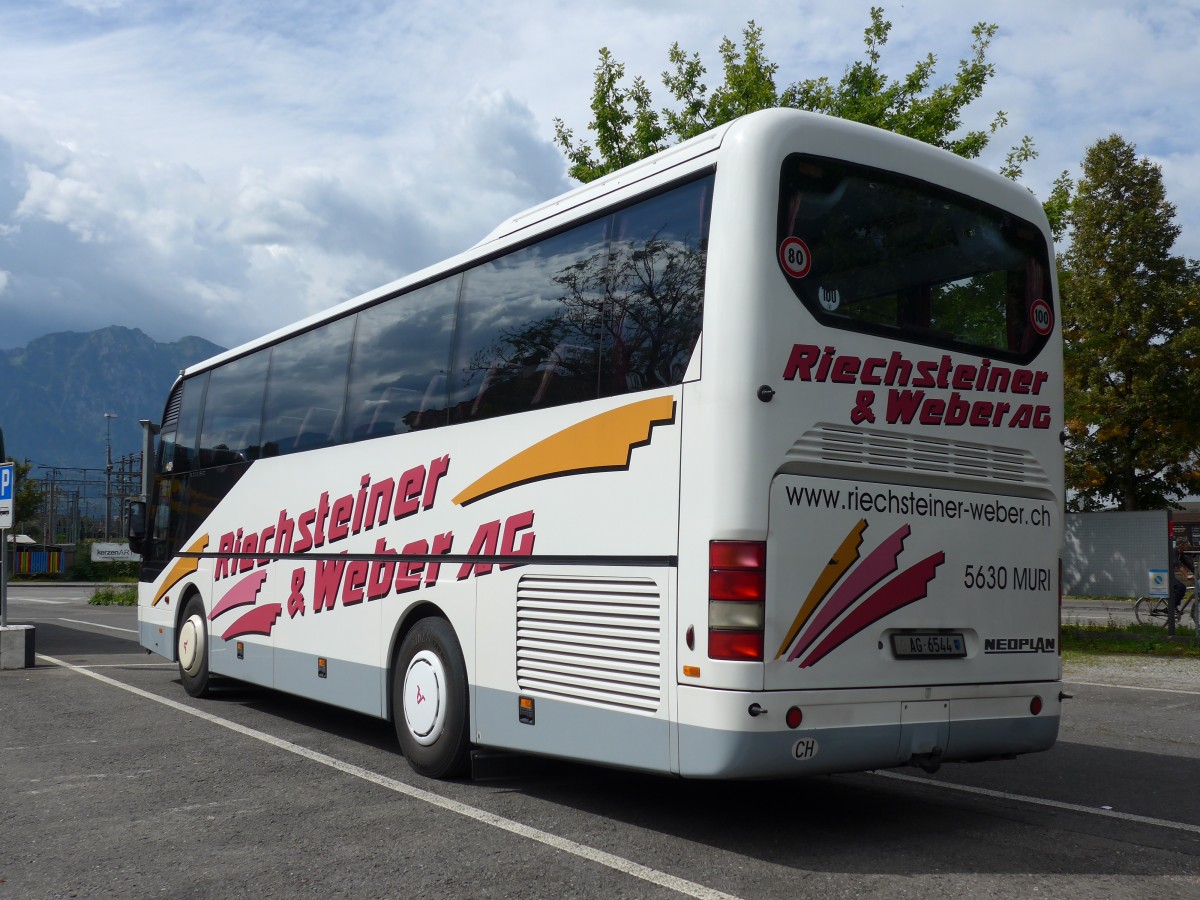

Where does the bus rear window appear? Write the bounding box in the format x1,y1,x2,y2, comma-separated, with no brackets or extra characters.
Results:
777,154,1052,363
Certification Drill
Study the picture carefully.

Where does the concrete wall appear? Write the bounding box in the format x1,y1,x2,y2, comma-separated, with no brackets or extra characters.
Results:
1063,510,1170,597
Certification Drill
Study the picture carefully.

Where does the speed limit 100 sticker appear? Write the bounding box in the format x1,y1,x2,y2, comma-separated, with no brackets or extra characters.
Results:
1030,298,1053,335
779,236,812,279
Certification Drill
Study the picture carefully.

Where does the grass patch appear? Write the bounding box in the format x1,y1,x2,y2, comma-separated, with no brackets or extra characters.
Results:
1061,621,1200,659
90,584,138,606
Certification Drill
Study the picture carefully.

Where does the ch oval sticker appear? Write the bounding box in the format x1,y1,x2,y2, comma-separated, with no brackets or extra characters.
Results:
792,737,819,760
779,237,812,279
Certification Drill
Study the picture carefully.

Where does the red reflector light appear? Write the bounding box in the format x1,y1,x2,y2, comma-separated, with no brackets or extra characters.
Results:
709,570,766,601
708,629,764,661
1030,696,1043,716
710,541,766,569
785,706,803,729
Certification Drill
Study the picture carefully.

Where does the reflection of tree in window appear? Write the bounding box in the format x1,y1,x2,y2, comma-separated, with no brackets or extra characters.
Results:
454,176,711,420
599,233,705,395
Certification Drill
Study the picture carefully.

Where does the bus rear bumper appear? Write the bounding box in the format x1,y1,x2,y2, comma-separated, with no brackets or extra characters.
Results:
675,681,1060,778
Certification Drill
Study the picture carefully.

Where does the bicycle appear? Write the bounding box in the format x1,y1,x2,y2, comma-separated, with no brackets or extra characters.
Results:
1133,586,1200,627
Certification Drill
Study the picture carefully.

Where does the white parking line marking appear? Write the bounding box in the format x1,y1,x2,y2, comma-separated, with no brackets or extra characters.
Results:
70,664,177,669
11,597,70,604
871,770,1200,835
1065,679,1200,697
58,618,138,635
36,653,740,900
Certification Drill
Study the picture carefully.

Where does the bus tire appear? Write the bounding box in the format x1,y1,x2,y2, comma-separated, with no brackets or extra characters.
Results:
178,595,212,698
392,617,470,779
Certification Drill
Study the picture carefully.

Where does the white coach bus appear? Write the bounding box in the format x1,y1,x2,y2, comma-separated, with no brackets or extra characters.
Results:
130,108,1063,779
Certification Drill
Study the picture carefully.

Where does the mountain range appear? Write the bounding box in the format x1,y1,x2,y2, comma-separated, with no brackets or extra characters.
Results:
0,326,225,471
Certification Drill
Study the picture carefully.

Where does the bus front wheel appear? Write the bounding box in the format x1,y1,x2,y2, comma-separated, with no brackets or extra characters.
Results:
392,617,470,779
178,595,212,698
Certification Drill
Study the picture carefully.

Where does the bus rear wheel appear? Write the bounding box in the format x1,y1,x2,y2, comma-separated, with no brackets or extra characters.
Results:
392,617,470,779
178,595,212,698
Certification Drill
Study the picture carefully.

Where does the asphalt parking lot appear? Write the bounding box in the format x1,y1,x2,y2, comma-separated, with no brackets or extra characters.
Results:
2,585,1198,898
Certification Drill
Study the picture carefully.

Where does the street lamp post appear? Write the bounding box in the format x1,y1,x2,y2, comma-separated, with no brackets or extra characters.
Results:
104,413,116,541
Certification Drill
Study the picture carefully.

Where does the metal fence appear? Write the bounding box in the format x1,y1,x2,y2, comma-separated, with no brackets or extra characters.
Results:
1063,510,1170,598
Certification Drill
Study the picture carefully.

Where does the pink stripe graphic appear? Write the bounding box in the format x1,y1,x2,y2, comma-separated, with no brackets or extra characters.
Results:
210,571,269,621
220,604,283,640
799,552,945,668
788,525,910,662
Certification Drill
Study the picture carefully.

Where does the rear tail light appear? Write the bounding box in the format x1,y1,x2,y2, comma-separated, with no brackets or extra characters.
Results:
709,540,766,661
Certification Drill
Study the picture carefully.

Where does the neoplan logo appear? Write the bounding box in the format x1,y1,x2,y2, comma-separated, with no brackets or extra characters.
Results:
984,637,1056,654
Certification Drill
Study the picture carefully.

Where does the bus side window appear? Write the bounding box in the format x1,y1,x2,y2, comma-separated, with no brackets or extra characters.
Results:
262,317,355,455
600,175,711,397
199,351,269,466
531,342,595,406
450,219,607,423
347,278,458,440
167,373,206,474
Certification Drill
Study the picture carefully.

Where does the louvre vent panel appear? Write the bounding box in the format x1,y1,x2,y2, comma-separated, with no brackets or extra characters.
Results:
516,574,663,714
787,424,1049,486
517,637,659,666
516,652,662,681
161,384,184,431
517,628,658,652
514,680,659,711
516,603,660,625
516,667,661,694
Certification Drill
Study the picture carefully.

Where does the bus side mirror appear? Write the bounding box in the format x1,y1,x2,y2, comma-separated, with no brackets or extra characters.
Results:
127,500,147,554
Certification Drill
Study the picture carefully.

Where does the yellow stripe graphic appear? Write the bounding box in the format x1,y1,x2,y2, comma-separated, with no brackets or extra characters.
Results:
453,396,677,506
774,519,866,659
151,534,210,606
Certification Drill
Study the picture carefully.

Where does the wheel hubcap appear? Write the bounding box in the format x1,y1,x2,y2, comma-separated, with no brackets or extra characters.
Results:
403,650,446,746
179,615,205,677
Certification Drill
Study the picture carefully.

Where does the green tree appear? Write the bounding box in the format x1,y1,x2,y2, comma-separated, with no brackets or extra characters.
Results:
4,457,42,529
1059,136,1200,510
553,8,1034,183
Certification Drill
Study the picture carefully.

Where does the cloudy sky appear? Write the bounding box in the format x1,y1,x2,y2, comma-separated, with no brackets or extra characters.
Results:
1,0,1198,352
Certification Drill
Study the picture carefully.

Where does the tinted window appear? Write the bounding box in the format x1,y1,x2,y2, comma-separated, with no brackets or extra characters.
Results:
159,373,206,475
451,219,608,422
777,154,1052,362
262,317,355,455
346,278,459,439
199,352,269,465
600,176,710,395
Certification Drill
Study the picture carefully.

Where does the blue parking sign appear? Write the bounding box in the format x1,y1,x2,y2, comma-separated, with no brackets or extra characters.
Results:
0,462,12,528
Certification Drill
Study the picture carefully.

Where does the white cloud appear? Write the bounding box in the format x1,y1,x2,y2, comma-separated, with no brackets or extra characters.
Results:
0,0,1198,353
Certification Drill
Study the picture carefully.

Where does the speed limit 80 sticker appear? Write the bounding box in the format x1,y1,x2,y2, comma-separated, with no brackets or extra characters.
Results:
779,236,812,279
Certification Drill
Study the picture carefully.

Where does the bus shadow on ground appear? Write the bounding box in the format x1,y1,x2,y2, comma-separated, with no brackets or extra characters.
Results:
199,676,399,754
169,677,1200,878
484,741,1200,879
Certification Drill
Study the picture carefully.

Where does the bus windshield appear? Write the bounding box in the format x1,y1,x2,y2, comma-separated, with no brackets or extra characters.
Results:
777,154,1053,363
